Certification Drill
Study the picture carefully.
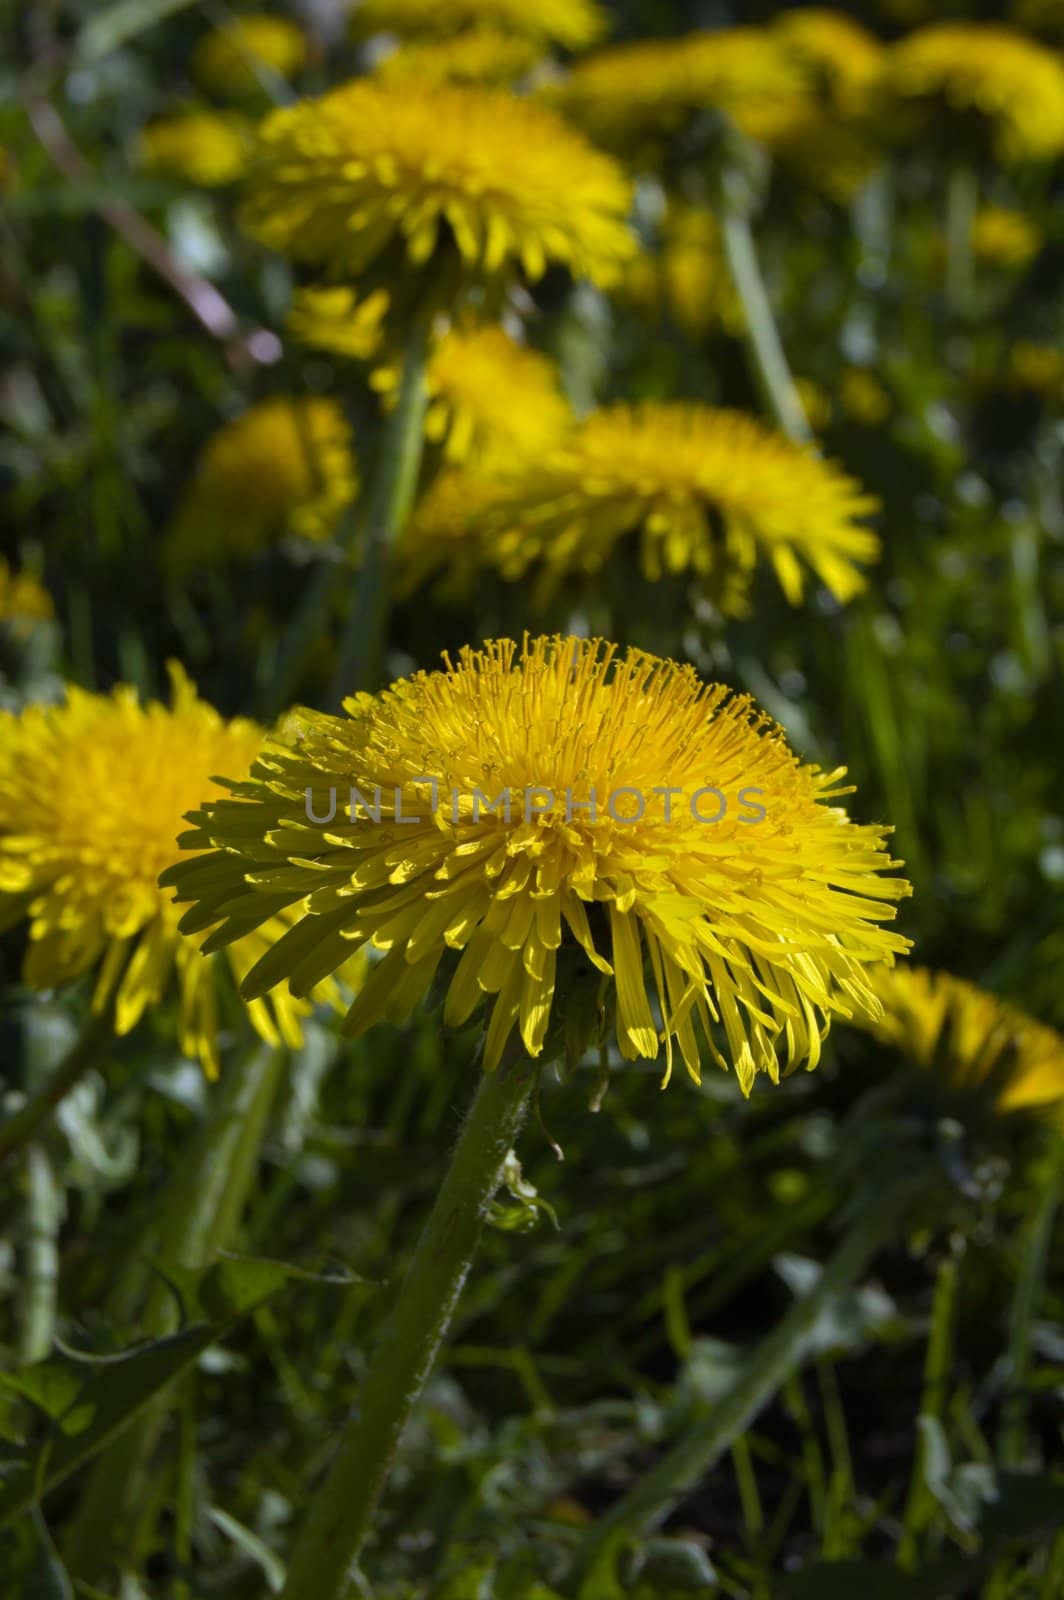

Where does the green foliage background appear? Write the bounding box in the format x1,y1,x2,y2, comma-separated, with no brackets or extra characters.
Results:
2,0,1064,1595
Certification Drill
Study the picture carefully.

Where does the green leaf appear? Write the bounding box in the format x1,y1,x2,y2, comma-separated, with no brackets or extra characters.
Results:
75,0,204,61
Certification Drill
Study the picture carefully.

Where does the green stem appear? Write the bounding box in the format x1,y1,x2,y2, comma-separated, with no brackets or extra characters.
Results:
945,162,978,319
897,1249,959,1569
278,1049,534,1600
997,1139,1063,1468
572,1172,930,1595
0,1008,113,1167
64,1044,286,1584
719,178,811,445
328,312,432,706
20,1146,62,1363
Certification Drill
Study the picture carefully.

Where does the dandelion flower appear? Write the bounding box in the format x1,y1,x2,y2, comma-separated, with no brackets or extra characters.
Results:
470,404,880,608
375,28,543,85
163,636,911,1090
838,367,892,426
351,0,606,52
862,965,1064,1123
241,79,635,290
772,9,884,107
372,324,570,466
878,24,1064,164
547,30,805,160
737,95,880,202
622,203,743,339
164,398,358,574
971,207,1043,269
0,668,353,1078
0,558,53,631
193,14,307,99
1002,341,1064,402
138,109,250,188
286,287,390,362
398,470,511,597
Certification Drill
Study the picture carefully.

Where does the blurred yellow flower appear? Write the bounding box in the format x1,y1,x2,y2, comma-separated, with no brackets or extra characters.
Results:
398,470,509,597
547,30,805,159
241,80,635,289
879,24,1064,164
838,367,892,426
193,14,307,98
165,398,358,573
622,203,743,338
287,287,390,361
772,9,884,107
351,0,606,51
470,403,881,608
0,668,353,1078
0,558,53,630
138,109,250,187
794,377,832,433
163,635,911,1089
375,28,543,85
1002,341,1064,402
372,324,570,466
737,94,880,202
864,965,1064,1122
971,206,1043,269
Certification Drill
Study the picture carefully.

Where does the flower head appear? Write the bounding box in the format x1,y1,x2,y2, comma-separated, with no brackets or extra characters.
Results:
164,398,358,574
138,109,250,188
970,206,1043,269
164,636,911,1090
351,0,607,52
455,404,880,609
241,79,635,291
621,203,743,338
193,14,307,98
878,24,1064,164
286,287,390,361
0,558,53,631
861,965,1064,1124
772,9,884,107
375,28,543,85
0,668,352,1077
547,30,805,159
373,324,570,466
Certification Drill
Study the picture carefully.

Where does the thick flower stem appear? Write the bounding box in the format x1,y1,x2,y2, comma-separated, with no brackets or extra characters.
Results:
572,1171,930,1595
279,1050,534,1600
719,169,811,445
329,312,432,704
945,162,978,319
0,1007,113,1168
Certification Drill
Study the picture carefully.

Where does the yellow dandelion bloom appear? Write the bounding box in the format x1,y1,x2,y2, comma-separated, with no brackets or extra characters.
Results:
473,404,880,608
862,965,1064,1123
163,636,911,1091
547,30,805,158
375,28,543,85
373,324,571,466
398,469,511,596
164,398,358,574
241,79,635,289
351,0,606,52
736,95,880,202
838,367,892,426
0,668,354,1079
287,287,390,361
622,203,743,339
1002,341,1064,402
971,206,1043,269
879,24,1064,164
138,109,250,188
0,558,53,630
193,14,307,98
772,9,884,107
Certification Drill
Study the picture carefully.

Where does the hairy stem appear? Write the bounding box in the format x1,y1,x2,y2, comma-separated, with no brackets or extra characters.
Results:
279,1049,533,1600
